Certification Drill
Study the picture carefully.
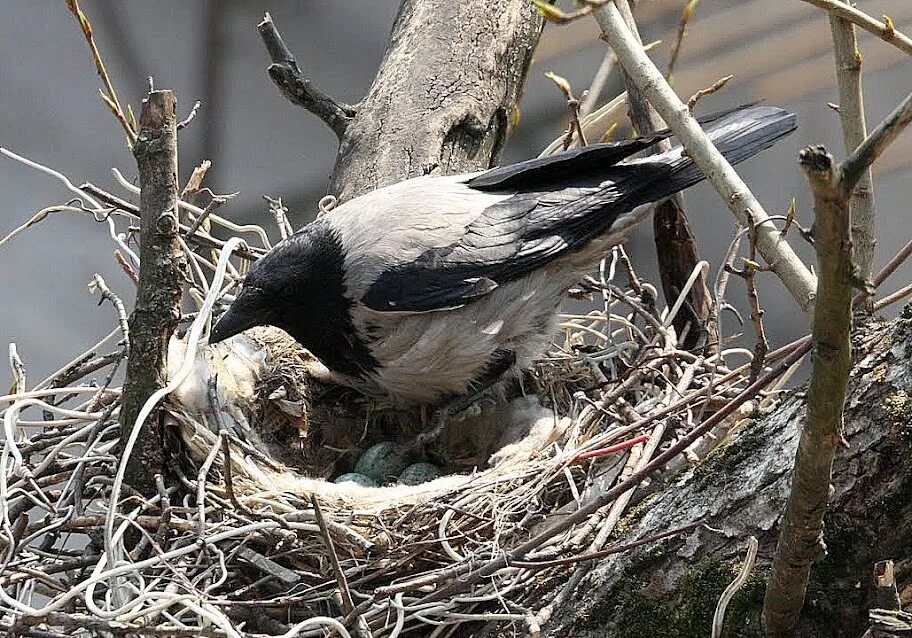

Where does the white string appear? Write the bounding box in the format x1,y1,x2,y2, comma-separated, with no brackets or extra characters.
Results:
103,237,243,585
0,147,140,266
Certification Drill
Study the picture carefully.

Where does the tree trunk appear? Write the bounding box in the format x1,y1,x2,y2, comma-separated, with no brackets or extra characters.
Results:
328,0,544,202
519,314,912,638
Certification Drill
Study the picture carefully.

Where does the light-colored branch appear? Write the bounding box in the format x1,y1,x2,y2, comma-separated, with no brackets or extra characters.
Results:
829,15,876,303
801,0,912,56
592,1,818,317
580,49,616,117
762,146,853,635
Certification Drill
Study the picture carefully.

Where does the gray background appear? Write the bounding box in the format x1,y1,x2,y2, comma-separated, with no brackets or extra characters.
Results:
1,0,910,382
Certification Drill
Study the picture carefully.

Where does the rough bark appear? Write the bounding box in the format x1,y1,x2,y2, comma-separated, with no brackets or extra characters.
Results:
525,313,912,638
119,90,186,495
328,0,544,202
763,146,854,635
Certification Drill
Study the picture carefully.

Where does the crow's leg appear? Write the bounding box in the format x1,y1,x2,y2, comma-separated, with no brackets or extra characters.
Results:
404,349,517,454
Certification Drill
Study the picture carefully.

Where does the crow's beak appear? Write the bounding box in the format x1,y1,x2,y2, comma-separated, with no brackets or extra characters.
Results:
210,289,268,344
209,306,259,344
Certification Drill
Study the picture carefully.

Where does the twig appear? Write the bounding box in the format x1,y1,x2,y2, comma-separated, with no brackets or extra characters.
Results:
580,49,616,117
545,72,587,148
724,217,769,381
763,146,854,635
511,521,704,569
153,473,172,551
829,14,876,306
840,88,912,194
592,0,818,317
311,495,354,614
64,0,137,144
8,345,27,394
119,90,187,496
88,274,130,358
687,74,733,112
800,0,912,56
115,250,140,285
184,195,229,240
177,101,202,130
264,195,294,240
181,160,212,200
667,0,700,81
873,282,912,311
712,536,758,638
257,12,356,139
541,91,629,155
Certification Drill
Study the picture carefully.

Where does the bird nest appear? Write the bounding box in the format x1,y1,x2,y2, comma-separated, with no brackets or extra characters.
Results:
0,160,798,638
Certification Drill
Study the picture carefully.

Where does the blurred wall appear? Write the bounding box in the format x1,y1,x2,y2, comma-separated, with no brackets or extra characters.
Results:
1,0,910,380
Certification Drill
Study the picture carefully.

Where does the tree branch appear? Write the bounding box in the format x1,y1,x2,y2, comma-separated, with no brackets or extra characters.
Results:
801,0,912,57
119,90,186,495
829,15,876,303
840,88,912,193
257,12,356,140
614,0,714,352
762,146,853,636
591,1,818,318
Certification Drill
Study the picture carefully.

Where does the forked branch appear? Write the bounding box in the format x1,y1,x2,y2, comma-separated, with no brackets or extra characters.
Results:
257,12,356,139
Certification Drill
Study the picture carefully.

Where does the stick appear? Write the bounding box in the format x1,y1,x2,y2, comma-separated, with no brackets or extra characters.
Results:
829,14,876,303
118,90,187,495
840,88,912,193
592,1,818,318
762,146,854,635
801,0,912,56
64,0,137,144
257,13,356,139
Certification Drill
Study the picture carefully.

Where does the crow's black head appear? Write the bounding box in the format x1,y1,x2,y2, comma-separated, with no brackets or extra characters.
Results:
209,220,378,377
209,233,307,344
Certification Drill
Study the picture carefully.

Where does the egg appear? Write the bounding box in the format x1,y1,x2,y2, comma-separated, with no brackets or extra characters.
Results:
398,462,442,485
353,442,409,483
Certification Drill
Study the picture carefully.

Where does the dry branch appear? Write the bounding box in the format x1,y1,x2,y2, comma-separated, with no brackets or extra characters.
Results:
762,146,854,635
614,0,714,352
119,90,186,495
801,0,912,56
841,88,912,192
591,1,819,318
257,13,356,139
829,15,876,303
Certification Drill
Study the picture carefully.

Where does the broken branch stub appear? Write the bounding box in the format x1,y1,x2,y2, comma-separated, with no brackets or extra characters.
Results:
119,90,187,495
763,146,854,635
257,13,356,140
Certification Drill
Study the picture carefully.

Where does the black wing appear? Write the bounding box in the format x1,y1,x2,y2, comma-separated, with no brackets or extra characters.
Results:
362,105,796,313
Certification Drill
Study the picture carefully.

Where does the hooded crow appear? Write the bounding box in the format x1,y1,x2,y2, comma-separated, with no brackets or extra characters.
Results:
209,105,796,406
